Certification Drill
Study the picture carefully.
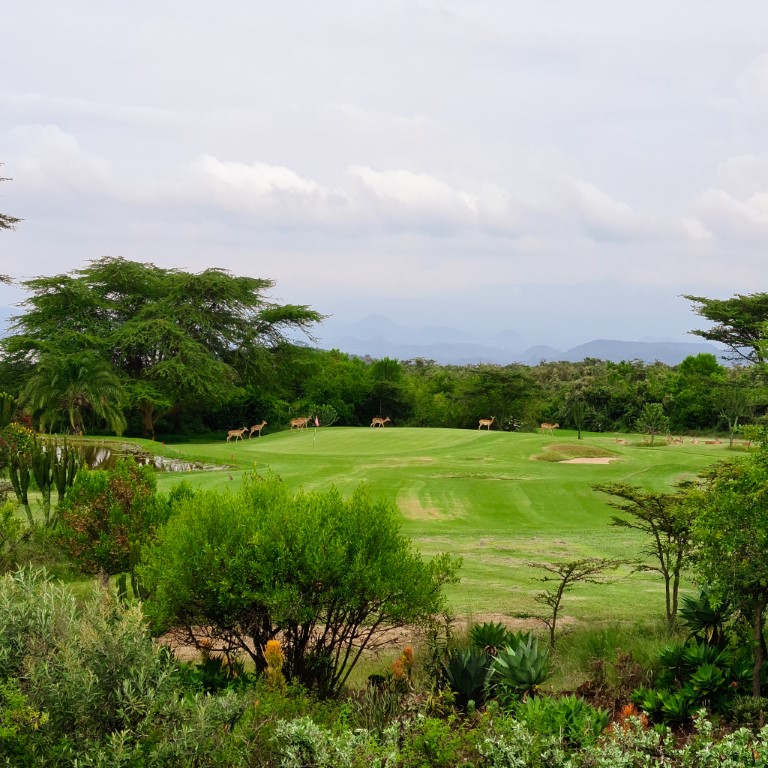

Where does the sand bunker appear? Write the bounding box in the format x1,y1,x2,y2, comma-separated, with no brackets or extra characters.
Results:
559,457,617,464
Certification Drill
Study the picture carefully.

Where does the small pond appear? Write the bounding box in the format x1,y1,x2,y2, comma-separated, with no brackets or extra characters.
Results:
72,442,225,472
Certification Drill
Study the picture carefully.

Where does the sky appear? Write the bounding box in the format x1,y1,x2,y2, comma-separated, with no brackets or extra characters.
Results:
1,1,767,350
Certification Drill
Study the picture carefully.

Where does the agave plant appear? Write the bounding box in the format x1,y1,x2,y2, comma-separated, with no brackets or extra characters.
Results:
488,634,552,704
679,587,729,647
469,621,511,654
441,648,492,709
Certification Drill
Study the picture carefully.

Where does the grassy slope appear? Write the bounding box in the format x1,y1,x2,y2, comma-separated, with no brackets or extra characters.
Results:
150,427,729,627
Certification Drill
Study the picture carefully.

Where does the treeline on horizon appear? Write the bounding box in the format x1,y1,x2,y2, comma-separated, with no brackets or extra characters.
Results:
0,257,763,439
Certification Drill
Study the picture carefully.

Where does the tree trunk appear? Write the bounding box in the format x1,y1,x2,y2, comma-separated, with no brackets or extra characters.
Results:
140,404,155,439
753,596,766,698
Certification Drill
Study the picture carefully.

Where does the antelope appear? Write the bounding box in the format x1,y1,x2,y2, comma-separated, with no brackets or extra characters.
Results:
704,438,723,445
478,416,495,431
540,422,559,434
249,420,267,438
614,438,630,445
290,416,309,431
371,416,391,428
226,427,247,442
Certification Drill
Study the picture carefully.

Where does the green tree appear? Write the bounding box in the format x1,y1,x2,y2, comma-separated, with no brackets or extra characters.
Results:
718,380,753,447
140,474,460,697
684,292,768,365
690,447,768,696
529,558,619,648
458,364,539,431
367,357,409,421
20,349,126,436
4,258,323,438
668,353,725,432
635,402,670,445
594,482,696,631
569,398,588,440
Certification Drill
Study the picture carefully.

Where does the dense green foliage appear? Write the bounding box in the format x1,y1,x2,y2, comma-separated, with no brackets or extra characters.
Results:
57,460,170,594
690,445,768,696
3,258,323,437
141,473,459,697
2,259,766,439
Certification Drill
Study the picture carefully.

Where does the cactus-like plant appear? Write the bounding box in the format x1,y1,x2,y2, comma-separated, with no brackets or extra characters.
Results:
441,648,492,709
488,633,552,703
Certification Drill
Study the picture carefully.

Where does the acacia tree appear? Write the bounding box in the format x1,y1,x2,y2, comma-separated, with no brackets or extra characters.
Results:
718,381,752,447
594,482,696,631
3,258,323,437
684,292,768,365
635,402,670,445
690,448,768,697
140,474,460,697
529,558,619,648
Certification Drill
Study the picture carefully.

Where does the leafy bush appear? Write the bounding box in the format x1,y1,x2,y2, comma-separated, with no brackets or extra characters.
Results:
141,473,460,697
57,459,170,594
633,639,748,724
272,716,370,768
514,694,610,750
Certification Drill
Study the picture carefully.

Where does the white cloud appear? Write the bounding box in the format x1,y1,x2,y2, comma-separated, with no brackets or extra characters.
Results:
4,124,113,197
681,217,713,242
558,176,656,241
690,153,768,241
736,52,768,111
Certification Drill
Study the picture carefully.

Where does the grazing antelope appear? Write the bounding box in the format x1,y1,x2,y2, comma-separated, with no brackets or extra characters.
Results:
704,438,723,445
540,422,559,434
614,438,630,445
290,417,309,431
226,427,247,442
249,420,267,438
371,416,391,428
478,416,495,431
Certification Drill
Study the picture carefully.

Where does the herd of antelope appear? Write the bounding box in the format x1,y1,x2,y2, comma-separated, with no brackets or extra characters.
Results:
225,418,733,445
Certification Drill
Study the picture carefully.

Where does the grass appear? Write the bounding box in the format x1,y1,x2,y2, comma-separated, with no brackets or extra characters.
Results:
142,426,729,628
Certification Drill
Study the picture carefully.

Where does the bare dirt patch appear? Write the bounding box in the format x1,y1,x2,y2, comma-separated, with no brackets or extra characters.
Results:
559,457,618,464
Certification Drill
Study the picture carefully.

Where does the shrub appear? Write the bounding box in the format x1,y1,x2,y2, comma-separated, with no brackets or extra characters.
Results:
141,473,460,697
514,694,610,750
57,459,170,595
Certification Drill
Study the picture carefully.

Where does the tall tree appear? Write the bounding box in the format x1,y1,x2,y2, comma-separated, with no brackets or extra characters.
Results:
4,258,324,437
690,447,768,696
594,482,696,631
684,293,768,365
635,402,670,445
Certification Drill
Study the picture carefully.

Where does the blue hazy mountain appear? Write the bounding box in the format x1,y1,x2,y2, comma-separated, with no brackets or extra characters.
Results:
317,314,725,366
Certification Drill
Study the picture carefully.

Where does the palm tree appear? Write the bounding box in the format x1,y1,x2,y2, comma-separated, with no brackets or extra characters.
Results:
21,351,127,436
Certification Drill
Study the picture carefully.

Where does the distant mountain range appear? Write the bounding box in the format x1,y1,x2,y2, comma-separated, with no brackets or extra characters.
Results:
316,314,726,366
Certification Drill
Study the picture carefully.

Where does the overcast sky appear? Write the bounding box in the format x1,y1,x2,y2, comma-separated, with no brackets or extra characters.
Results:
1,1,767,349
